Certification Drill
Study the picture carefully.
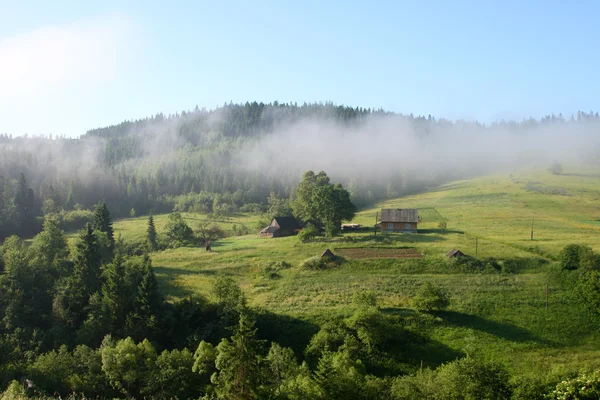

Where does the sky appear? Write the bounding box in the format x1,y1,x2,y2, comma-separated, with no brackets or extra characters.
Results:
1,0,599,137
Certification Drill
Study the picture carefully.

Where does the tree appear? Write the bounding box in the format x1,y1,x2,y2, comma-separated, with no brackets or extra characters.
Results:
74,223,102,295
550,161,563,175
265,343,298,397
196,221,225,250
101,336,158,398
211,312,265,399
126,255,163,341
165,212,195,247
438,221,447,233
292,171,356,233
30,215,69,268
146,212,158,251
411,282,450,312
267,191,292,219
94,202,115,249
101,255,129,334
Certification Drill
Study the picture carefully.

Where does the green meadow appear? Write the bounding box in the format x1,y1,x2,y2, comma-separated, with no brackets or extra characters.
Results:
106,166,600,377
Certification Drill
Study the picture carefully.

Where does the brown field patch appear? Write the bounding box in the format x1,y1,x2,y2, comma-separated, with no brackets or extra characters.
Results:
334,247,423,259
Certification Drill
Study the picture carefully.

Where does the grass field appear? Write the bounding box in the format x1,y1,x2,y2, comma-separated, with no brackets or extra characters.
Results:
106,165,600,377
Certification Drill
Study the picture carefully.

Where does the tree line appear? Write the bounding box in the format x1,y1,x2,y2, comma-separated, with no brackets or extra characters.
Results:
3,102,600,240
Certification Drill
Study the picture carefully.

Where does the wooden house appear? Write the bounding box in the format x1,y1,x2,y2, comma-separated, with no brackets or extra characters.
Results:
379,208,418,233
260,216,302,238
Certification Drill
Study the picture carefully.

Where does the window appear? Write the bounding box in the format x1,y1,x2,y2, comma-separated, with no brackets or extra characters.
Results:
387,223,393,229
405,223,411,230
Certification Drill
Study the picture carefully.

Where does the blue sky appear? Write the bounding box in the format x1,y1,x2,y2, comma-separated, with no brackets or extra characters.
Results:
1,0,598,137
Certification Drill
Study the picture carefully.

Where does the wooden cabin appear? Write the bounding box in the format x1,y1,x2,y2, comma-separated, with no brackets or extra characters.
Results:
379,208,418,233
260,216,302,238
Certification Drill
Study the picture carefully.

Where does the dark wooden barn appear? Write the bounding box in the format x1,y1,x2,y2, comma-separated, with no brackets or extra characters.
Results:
260,216,302,238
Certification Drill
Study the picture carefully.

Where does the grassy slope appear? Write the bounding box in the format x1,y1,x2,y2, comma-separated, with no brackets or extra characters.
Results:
109,166,600,377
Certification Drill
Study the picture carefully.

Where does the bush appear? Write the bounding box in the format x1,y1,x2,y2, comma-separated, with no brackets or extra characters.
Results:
298,255,343,270
261,261,291,280
550,370,600,399
57,209,94,232
559,244,596,271
165,212,195,248
411,282,450,312
298,224,318,243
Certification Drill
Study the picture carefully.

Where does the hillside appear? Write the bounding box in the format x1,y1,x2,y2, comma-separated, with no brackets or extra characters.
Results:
106,166,600,377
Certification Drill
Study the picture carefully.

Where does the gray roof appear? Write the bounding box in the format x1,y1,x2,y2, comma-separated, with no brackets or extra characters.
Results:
380,208,419,223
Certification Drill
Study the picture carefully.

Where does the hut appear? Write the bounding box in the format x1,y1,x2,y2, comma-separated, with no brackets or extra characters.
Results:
446,248,466,258
260,216,302,238
321,249,335,259
379,208,418,233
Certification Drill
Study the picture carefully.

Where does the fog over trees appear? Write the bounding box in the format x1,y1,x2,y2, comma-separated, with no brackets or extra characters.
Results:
1,101,599,238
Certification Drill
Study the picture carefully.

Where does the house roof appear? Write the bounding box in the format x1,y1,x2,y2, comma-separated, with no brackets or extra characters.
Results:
321,249,335,258
272,216,301,230
260,226,279,234
446,248,465,257
380,208,419,223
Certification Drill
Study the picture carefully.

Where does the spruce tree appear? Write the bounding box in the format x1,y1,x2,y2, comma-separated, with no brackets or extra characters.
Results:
126,255,163,341
94,201,115,248
74,223,102,295
146,212,158,251
101,254,129,334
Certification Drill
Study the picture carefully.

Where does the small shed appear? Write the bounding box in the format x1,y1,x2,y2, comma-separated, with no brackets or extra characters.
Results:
446,248,466,258
260,216,302,238
321,249,335,259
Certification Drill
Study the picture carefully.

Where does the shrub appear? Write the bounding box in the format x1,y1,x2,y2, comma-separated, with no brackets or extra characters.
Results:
261,261,291,280
559,244,596,271
299,256,327,270
165,212,195,248
352,291,378,308
298,224,318,243
550,370,600,399
411,282,450,312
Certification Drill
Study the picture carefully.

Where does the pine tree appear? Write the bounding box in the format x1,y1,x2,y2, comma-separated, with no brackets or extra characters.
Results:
213,312,265,399
146,212,158,251
74,223,102,295
102,254,129,333
94,201,115,248
126,255,163,341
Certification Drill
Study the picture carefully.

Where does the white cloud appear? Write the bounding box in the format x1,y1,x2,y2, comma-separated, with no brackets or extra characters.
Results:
0,13,136,115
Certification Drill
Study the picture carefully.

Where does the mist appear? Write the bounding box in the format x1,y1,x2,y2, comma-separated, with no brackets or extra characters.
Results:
1,103,600,220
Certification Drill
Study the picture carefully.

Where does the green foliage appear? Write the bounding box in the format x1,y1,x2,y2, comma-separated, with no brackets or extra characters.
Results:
100,336,158,398
411,282,450,312
267,191,292,219
292,170,356,230
211,312,265,399
93,202,115,251
261,261,291,280
196,221,225,245
352,291,378,308
165,212,195,248
392,357,511,399
146,212,158,251
297,224,318,243
30,215,68,268
438,221,447,232
550,370,600,399
559,244,595,271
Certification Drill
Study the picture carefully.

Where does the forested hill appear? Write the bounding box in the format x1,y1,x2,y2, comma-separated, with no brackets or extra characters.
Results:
1,101,600,239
